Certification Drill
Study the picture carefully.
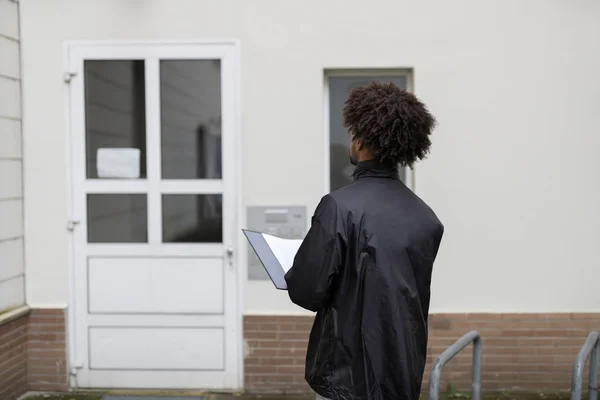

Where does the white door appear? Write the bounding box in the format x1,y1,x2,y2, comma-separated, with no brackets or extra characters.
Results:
67,42,241,389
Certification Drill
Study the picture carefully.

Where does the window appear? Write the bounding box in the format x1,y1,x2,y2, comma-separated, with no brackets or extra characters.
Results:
82,58,225,244
326,71,413,192
84,60,146,179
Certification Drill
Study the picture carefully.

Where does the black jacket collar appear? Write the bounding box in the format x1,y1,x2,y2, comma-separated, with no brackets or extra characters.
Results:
352,159,399,181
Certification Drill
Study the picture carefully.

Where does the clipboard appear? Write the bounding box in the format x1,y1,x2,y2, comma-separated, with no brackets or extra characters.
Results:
242,229,302,290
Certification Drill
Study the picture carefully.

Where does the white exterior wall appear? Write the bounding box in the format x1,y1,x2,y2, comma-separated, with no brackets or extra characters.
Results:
0,0,25,312
19,0,600,313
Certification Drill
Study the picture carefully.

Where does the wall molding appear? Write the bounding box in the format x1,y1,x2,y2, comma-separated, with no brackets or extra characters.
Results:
0,305,29,326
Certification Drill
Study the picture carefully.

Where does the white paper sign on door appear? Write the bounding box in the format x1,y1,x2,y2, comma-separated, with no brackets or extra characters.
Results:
97,148,141,179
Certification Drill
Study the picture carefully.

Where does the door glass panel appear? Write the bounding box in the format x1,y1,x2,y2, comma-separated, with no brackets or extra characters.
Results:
160,60,222,180
162,194,222,243
87,194,148,243
84,60,147,179
328,75,407,191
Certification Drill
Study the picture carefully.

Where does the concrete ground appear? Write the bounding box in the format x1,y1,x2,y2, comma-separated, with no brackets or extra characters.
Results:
22,394,314,400
22,391,573,400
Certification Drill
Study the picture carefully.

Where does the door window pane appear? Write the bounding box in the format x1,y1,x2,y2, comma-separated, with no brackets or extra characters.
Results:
160,60,222,180
328,75,407,191
84,60,146,179
162,195,222,243
87,194,147,243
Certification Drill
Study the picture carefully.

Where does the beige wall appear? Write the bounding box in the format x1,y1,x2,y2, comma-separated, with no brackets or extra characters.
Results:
19,0,600,312
0,0,24,312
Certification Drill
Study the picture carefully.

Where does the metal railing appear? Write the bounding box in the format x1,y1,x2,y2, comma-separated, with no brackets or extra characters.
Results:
571,331,600,400
429,330,482,400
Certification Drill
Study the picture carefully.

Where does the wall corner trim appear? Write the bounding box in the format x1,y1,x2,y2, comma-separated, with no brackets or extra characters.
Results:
0,305,30,327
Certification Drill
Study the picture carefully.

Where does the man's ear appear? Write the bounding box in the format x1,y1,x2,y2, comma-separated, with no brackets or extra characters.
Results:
356,138,364,150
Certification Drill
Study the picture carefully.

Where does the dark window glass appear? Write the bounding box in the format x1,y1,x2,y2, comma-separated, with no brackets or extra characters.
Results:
162,194,222,243
84,60,146,179
160,60,222,179
87,194,147,243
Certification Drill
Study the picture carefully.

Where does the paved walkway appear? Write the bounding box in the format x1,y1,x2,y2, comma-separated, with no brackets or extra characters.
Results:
24,393,314,400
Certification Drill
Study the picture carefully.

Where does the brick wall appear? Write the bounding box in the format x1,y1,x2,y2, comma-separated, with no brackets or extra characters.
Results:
2,311,597,395
0,308,68,397
426,313,600,392
28,308,68,391
245,315,314,393
0,311,28,400
244,313,600,394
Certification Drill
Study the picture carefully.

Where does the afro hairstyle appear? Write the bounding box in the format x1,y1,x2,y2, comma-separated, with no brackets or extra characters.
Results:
342,81,437,168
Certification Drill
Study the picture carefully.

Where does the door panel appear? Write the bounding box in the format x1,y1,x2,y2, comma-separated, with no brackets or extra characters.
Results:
89,327,225,370
68,43,239,389
87,257,224,314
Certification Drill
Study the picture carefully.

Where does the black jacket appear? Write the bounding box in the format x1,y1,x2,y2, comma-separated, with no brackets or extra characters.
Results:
285,160,444,400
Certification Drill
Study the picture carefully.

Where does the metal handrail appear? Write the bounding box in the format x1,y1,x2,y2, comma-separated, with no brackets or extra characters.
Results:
571,331,600,400
429,330,482,400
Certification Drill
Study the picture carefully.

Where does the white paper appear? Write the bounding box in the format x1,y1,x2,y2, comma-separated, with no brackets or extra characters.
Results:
97,148,141,179
262,233,303,273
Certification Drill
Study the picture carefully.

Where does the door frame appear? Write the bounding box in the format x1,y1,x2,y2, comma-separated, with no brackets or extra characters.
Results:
63,40,244,389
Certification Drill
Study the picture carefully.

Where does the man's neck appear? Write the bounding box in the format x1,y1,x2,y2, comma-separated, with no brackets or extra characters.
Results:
352,159,400,181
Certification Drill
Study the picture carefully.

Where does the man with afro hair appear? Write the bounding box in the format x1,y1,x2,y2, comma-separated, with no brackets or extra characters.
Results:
285,82,444,400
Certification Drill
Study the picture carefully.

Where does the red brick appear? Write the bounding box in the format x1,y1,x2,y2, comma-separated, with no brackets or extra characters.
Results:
0,311,28,400
5,309,600,395
244,313,600,393
27,308,68,392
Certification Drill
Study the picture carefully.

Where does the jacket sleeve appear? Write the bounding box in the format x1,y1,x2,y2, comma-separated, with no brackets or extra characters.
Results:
284,195,342,312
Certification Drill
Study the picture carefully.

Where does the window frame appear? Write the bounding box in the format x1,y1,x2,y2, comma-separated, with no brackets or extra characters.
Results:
323,69,415,193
